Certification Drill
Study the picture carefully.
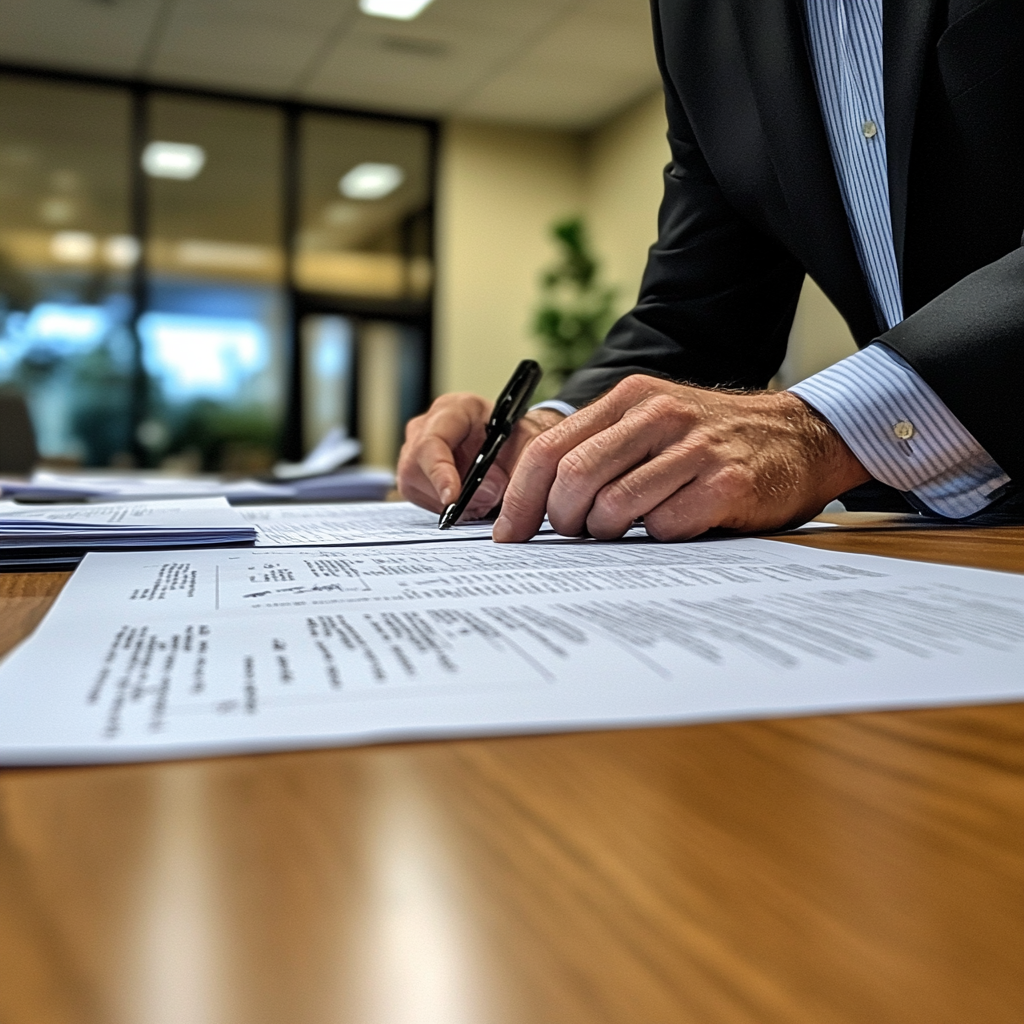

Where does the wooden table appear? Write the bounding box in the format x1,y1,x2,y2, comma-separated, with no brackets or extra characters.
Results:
1,523,1021,1024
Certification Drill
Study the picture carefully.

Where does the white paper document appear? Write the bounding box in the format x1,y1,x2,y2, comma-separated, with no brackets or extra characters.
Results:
0,466,395,504
0,496,255,549
272,425,361,479
240,501,505,546
1,536,1021,765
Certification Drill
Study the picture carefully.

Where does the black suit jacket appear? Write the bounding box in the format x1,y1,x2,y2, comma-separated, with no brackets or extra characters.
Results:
557,0,1024,484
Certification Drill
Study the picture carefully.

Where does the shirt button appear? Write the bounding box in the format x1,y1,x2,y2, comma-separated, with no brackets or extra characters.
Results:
893,420,915,440
862,119,878,139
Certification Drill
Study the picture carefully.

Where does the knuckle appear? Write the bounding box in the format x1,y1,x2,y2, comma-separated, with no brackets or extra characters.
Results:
403,415,424,441
612,374,652,401
555,447,592,486
715,463,754,500
527,429,566,466
590,489,629,528
643,392,682,420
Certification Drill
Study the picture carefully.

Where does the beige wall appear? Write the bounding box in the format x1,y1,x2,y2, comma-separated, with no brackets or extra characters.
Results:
436,90,857,401
775,276,858,387
583,89,669,318
435,120,582,399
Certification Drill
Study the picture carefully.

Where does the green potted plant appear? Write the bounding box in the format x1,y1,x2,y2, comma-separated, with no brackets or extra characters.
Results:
531,217,616,399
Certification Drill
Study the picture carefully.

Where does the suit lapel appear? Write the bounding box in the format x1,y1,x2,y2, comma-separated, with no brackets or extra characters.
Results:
731,0,879,342
883,0,943,287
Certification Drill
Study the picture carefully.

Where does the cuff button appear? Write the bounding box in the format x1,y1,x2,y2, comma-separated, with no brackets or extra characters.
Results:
893,420,915,440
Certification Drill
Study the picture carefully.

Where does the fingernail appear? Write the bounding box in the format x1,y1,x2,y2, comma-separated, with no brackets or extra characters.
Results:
492,515,510,542
439,486,454,506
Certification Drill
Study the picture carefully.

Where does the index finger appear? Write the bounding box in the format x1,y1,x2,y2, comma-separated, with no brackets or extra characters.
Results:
492,376,663,542
416,434,465,509
399,400,490,510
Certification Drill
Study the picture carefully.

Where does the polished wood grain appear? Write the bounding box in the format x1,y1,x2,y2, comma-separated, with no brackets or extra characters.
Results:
0,571,71,658
0,527,1021,1024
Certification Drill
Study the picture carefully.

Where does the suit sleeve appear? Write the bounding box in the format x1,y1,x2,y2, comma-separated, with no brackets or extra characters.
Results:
876,238,1024,483
556,0,807,408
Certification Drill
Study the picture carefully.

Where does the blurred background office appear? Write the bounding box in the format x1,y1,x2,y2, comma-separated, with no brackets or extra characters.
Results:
0,0,856,475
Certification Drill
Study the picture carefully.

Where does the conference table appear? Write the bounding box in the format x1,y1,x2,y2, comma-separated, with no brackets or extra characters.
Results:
0,519,1021,1024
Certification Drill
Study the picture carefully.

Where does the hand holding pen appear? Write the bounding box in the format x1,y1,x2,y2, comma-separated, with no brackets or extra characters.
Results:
438,359,544,529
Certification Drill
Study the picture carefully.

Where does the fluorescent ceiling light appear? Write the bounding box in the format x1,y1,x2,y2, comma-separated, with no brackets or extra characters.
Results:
339,162,405,200
142,141,206,180
103,235,140,269
51,231,96,263
359,0,435,21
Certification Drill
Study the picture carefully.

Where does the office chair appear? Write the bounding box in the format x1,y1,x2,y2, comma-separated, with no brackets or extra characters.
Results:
0,389,39,475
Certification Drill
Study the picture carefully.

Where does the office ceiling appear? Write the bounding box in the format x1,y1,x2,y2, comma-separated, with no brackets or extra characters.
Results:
0,0,662,130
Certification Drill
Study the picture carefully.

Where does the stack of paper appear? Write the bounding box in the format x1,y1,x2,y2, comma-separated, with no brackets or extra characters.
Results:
0,466,395,504
0,497,255,562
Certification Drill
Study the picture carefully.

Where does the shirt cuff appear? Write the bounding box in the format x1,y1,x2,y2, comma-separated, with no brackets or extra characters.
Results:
789,343,1009,519
530,400,576,418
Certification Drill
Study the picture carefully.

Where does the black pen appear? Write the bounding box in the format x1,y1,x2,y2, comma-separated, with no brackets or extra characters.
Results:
438,359,543,530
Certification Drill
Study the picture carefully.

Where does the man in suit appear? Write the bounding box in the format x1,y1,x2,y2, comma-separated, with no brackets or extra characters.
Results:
398,0,1023,542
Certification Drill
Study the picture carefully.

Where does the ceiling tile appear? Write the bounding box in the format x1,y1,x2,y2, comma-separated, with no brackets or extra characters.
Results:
0,0,661,130
460,66,658,130
0,0,165,76
147,11,329,95
168,0,351,31
457,0,659,128
521,4,657,79
299,2,568,117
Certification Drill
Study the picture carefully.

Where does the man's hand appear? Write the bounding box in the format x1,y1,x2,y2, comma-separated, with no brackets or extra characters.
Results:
492,375,870,542
397,393,564,519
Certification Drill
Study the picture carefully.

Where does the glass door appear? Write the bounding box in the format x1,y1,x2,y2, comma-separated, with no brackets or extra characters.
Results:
0,75,135,467
298,308,426,469
291,109,433,469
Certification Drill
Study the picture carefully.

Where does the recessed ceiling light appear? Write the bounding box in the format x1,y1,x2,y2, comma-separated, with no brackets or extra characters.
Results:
339,163,405,200
51,231,97,263
359,0,435,21
142,141,206,180
103,234,140,268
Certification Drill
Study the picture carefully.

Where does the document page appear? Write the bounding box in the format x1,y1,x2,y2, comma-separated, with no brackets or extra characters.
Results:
0,497,254,548
239,501,500,546
0,537,1021,764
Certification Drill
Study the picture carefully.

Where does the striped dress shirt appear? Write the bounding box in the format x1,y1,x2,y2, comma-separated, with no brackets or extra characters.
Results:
540,0,1009,518
790,0,1008,517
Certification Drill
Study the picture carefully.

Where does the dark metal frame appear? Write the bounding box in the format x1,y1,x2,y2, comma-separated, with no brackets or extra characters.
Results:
0,60,438,463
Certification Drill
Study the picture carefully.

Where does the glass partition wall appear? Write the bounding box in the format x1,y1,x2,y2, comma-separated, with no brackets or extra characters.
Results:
0,69,435,471
0,76,135,467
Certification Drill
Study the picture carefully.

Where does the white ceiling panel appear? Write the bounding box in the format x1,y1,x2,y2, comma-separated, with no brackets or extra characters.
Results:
523,3,658,81
149,10,331,94
461,64,656,130
301,5,534,115
0,0,662,130
460,0,660,126
0,0,166,76
169,0,350,31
